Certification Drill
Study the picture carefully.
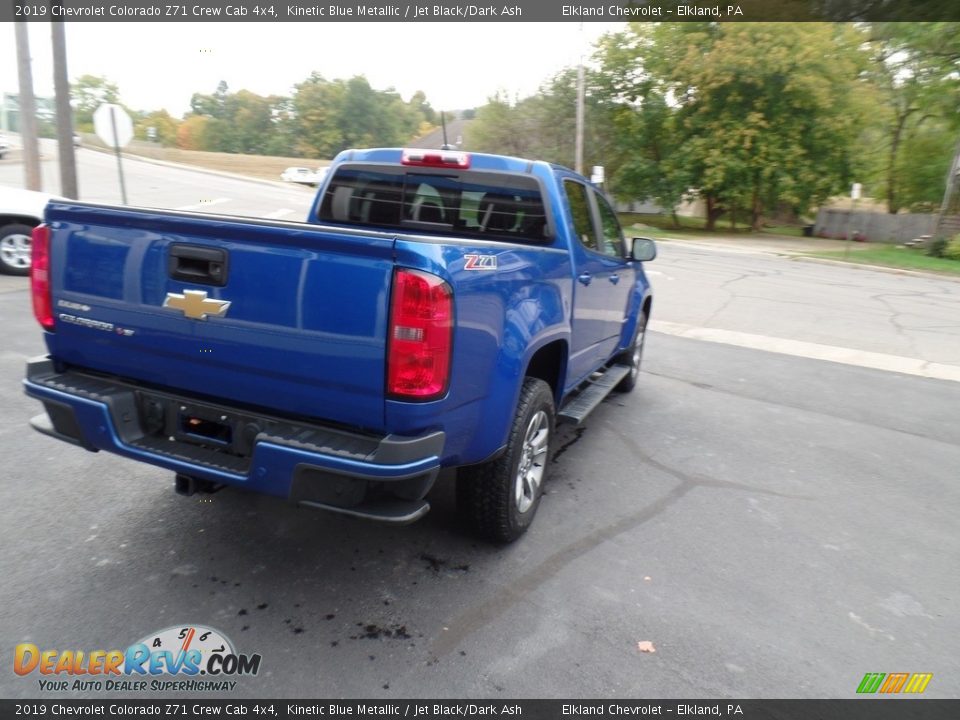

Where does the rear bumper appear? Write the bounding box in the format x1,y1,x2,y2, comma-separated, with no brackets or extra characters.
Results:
23,357,444,524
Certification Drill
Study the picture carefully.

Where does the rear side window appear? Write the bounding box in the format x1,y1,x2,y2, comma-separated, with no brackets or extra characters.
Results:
564,179,596,251
318,165,550,243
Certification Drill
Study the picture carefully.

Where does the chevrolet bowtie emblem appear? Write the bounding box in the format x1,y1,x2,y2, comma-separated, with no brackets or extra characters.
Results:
163,290,231,320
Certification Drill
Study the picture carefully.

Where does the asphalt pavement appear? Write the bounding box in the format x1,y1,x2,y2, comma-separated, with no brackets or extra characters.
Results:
2,278,957,698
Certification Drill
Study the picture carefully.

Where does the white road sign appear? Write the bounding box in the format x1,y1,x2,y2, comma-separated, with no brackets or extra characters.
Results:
93,103,134,149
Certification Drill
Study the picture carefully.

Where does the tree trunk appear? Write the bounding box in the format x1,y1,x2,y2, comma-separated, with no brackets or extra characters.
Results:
751,178,764,231
751,196,764,231
705,196,724,232
887,110,909,214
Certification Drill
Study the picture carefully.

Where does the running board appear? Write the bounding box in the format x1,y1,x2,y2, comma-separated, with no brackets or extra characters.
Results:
558,365,631,425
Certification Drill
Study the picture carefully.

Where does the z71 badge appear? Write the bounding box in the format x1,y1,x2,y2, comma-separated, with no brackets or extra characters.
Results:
464,254,498,270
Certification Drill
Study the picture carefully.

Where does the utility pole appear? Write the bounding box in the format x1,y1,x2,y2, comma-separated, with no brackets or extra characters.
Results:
575,63,585,176
574,22,585,176
51,18,79,198
14,21,42,191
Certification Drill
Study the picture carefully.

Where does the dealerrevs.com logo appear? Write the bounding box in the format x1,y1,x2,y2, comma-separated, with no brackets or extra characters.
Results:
14,624,262,693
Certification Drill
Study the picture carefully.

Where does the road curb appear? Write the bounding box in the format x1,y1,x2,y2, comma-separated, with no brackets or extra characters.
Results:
650,320,960,384
791,255,960,283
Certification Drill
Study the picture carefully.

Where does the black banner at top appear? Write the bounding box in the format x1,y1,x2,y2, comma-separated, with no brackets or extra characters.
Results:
5,0,960,22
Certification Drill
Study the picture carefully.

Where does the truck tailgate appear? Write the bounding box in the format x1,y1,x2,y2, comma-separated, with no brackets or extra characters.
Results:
44,202,394,431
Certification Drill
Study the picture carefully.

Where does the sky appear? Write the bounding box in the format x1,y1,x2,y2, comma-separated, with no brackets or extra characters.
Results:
1,22,625,117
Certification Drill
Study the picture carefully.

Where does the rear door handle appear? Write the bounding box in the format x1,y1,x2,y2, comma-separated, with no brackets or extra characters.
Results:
608,273,620,285
577,273,592,286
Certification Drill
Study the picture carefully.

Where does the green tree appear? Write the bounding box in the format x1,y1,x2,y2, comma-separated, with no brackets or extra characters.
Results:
185,83,302,156
135,110,179,146
338,77,411,149
647,23,867,230
866,23,960,212
894,123,956,211
219,90,275,153
176,115,210,150
190,80,230,119
290,74,427,158
262,96,297,157
466,70,616,175
466,92,529,157
290,73,347,157
71,74,121,131
409,90,437,125
595,27,690,224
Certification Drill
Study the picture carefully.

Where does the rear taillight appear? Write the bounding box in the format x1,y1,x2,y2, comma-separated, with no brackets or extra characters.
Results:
30,224,54,331
387,269,453,400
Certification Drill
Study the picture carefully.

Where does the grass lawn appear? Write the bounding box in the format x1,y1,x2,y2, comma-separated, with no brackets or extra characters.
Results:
87,140,330,183
807,245,960,276
618,212,807,239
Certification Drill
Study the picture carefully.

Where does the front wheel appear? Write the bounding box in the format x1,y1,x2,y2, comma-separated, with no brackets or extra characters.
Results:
614,310,648,393
457,377,555,543
0,223,34,276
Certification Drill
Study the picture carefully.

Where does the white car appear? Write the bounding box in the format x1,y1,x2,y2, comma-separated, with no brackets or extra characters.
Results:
280,167,318,185
0,135,9,160
0,186,63,275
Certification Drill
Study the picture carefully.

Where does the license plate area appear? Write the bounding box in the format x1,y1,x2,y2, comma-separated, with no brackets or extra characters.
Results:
179,411,233,446
138,392,255,456
127,384,381,467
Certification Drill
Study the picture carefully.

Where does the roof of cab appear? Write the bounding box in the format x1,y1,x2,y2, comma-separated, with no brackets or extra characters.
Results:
332,147,572,177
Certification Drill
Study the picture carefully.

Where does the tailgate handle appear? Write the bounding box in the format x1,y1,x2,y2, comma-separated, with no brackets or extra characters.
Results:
168,244,229,287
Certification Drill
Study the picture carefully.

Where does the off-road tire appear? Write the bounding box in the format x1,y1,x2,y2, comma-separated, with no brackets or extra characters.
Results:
614,310,648,393
456,377,555,543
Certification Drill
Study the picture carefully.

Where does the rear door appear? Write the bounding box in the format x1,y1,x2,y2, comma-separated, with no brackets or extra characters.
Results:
589,186,633,347
563,179,631,383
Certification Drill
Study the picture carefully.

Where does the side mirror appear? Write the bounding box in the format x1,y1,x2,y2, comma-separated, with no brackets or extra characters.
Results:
631,237,657,262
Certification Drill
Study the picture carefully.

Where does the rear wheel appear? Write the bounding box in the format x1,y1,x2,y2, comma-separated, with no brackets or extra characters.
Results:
614,310,648,393
0,223,33,276
457,377,555,543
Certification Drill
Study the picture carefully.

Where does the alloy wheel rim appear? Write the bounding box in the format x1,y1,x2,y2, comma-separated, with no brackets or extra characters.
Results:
0,233,31,270
631,322,646,380
515,410,549,514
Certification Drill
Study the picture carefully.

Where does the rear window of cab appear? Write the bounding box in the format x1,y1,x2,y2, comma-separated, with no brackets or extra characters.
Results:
318,164,551,243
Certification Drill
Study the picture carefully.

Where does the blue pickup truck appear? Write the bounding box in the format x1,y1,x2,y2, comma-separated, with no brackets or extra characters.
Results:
24,148,655,542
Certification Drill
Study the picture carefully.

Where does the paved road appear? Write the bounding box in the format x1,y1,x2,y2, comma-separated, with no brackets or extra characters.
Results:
0,153,958,700
2,283,957,698
0,142,316,221
648,241,960,382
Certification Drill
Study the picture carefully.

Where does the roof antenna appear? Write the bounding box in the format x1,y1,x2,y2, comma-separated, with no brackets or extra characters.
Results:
440,111,454,150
